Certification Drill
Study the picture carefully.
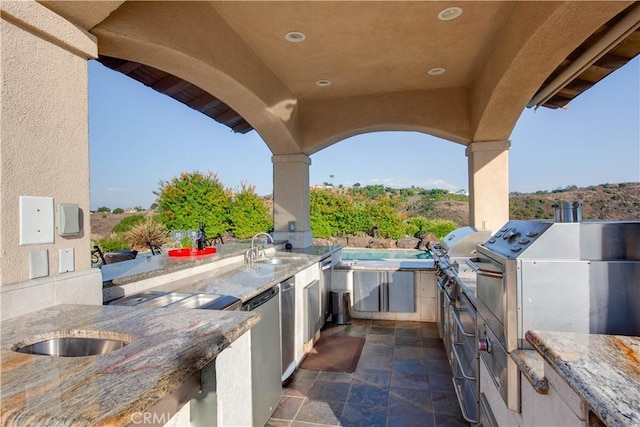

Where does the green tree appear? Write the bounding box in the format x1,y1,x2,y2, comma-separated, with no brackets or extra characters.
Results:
97,206,110,213
112,207,124,214
229,183,272,239
112,214,146,233
155,171,232,236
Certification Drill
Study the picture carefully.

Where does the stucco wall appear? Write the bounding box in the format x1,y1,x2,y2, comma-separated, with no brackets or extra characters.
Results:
1,3,96,286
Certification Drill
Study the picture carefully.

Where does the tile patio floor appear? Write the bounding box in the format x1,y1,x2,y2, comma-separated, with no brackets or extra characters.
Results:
266,319,469,427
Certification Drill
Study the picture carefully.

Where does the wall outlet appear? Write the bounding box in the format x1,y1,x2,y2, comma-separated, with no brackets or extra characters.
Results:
29,250,49,278
59,248,74,273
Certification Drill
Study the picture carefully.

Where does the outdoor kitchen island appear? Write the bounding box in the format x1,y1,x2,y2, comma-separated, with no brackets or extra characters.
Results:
0,304,259,426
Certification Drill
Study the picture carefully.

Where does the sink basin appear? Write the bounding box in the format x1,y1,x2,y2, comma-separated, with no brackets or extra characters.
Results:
138,292,192,307
256,257,299,265
168,294,221,309
14,334,131,357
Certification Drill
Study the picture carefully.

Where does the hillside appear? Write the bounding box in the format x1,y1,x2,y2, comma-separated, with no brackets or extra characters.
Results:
90,182,639,238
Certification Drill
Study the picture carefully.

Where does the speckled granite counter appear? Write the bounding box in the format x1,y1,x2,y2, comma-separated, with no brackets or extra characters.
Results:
101,243,256,287
0,304,258,426
334,259,435,271
511,349,549,394
155,250,338,303
526,330,640,427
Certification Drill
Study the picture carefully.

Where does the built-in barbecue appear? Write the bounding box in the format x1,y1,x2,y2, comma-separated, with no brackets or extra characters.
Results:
471,219,640,414
431,226,491,424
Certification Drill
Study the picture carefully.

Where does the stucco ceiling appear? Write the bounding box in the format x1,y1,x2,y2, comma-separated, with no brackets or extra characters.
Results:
41,1,639,154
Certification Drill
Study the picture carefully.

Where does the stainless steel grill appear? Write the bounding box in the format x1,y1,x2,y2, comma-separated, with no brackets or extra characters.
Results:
472,219,640,412
430,226,491,424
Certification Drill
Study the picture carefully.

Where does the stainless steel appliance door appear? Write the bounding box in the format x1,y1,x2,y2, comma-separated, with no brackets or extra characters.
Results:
280,278,296,382
353,270,380,311
321,259,332,322
244,287,282,426
388,271,415,312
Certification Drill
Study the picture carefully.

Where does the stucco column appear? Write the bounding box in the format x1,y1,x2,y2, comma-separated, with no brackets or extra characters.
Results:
465,140,511,232
271,154,312,248
0,1,102,318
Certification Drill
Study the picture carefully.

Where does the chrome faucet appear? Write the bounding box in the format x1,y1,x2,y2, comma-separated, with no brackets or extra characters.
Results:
245,232,274,264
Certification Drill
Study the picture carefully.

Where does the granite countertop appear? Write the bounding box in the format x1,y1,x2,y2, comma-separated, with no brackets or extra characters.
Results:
0,304,258,426
526,330,640,427
334,259,435,271
101,242,255,286
157,251,325,303
511,349,549,394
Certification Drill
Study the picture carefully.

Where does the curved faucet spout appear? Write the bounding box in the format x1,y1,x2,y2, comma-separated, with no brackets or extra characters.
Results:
247,232,274,263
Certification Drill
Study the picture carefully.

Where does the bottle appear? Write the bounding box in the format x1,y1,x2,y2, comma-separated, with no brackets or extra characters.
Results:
197,222,206,251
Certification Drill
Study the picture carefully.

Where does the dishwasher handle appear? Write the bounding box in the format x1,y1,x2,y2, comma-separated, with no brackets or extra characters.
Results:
281,281,295,293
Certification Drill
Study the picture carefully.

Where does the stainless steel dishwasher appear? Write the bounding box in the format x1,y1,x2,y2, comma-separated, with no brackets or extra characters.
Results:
241,286,282,427
280,277,295,383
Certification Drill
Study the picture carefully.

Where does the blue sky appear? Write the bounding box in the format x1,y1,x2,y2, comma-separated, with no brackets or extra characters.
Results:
89,57,639,210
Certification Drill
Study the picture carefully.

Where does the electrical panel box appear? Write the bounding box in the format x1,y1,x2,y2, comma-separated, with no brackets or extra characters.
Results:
58,203,80,236
20,196,54,245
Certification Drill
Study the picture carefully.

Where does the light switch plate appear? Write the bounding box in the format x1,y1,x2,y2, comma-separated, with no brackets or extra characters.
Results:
20,196,54,245
29,250,49,278
59,248,74,273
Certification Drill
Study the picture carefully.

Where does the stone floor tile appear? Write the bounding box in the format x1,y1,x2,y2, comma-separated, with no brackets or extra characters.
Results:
294,399,344,425
427,359,454,377
366,334,395,346
362,343,394,358
266,418,293,427
296,369,320,380
392,358,428,375
395,335,426,347
369,326,395,336
283,378,316,397
423,337,445,348
317,371,353,383
271,396,305,420
356,354,393,371
306,381,351,403
434,411,470,426
395,327,422,337
347,383,389,407
340,403,387,427
388,387,433,415
395,320,423,329
352,368,391,387
386,412,436,427
431,389,464,415
371,319,396,328
393,345,426,359
390,371,430,390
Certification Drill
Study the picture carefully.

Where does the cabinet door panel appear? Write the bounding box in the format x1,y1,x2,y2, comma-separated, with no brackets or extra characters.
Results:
353,271,380,311
388,271,415,312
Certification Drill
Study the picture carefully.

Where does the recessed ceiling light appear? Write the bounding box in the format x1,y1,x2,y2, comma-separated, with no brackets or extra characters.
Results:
428,68,446,75
437,7,463,21
285,31,306,42
316,79,332,87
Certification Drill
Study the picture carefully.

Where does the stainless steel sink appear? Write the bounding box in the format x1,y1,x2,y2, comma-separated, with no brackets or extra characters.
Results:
108,291,167,306
14,336,130,357
256,257,299,265
138,292,192,307
168,294,221,309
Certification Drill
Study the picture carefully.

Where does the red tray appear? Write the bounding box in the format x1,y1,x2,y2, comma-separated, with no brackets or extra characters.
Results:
168,247,217,257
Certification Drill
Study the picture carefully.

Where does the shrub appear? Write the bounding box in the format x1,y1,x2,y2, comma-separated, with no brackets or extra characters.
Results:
93,233,129,252
97,206,110,213
229,184,272,239
155,171,232,236
112,208,124,214
112,214,146,233
125,217,168,250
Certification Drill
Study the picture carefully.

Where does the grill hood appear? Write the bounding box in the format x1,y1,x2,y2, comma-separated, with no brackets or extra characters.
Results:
440,226,492,257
